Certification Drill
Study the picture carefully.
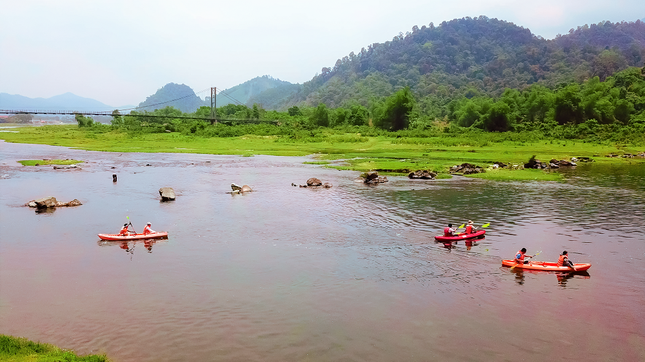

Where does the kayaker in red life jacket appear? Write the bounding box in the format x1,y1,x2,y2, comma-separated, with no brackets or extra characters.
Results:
444,224,457,237
464,220,475,234
515,248,534,264
119,223,130,236
557,251,574,268
143,222,156,235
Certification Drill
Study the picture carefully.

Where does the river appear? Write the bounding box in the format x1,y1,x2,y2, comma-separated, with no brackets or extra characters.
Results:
0,140,644,361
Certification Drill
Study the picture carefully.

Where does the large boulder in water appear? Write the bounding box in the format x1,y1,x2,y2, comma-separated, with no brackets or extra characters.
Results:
408,170,437,179
58,199,83,207
231,183,252,193
306,178,323,186
159,187,176,201
358,171,388,184
34,196,58,208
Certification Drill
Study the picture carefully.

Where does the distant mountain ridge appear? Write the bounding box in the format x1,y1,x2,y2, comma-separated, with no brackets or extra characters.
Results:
137,83,205,113
278,17,645,108
0,92,116,111
217,76,295,107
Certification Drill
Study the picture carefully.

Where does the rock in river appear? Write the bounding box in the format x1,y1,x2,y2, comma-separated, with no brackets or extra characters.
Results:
159,187,176,201
306,178,323,186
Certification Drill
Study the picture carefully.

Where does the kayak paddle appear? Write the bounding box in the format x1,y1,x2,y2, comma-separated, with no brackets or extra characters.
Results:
126,216,137,234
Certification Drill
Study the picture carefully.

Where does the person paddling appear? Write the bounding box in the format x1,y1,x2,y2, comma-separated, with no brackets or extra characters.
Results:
143,222,156,235
557,250,576,270
119,223,131,236
444,223,457,237
515,248,534,264
464,220,476,235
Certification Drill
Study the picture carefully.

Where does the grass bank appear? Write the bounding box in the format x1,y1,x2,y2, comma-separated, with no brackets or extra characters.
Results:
18,159,83,166
0,334,109,361
1,125,643,181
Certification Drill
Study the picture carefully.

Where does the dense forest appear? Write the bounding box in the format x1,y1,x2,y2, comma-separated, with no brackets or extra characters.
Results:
248,17,644,110
85,64,645,145
72,17,645,145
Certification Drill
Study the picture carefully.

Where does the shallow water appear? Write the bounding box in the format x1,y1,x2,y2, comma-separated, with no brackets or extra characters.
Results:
1,141,644,361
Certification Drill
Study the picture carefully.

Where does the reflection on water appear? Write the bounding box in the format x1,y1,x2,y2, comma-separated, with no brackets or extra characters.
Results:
97,238,166,255
0,141,644,362
508,268,591,287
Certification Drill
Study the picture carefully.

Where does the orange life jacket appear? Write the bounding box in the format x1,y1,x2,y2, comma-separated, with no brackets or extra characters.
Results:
143,225,152,235
119,227,129,235
515,250,525,263
557,254,568,267
465,225,473,234
444,227,452,236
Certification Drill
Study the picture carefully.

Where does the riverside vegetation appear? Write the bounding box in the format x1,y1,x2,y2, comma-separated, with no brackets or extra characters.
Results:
0,334,109,362
3,31,645,181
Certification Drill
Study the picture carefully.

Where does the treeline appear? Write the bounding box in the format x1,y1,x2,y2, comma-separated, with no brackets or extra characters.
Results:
285,17,645,109
77,66,645,144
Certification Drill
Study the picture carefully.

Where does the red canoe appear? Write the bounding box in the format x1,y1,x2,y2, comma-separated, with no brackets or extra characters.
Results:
98,232,168,241
434,229,486,242
501,260,592,272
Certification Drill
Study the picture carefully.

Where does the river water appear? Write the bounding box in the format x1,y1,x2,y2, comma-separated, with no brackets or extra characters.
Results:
0,140,644,361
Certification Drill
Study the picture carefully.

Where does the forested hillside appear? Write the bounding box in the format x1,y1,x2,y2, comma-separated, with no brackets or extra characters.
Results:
280,17,645,109
138,83,204,113
218,76,294,107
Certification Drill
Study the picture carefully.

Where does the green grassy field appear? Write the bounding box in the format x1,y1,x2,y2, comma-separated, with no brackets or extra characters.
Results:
18,159,84,166
1,125,643,181
0,335,109,362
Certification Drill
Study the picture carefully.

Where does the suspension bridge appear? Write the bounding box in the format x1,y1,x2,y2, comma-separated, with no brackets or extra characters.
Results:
0,87,277,124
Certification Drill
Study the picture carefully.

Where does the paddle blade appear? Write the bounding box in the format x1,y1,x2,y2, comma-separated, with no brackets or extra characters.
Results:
458,224,465,229
482,223,490,228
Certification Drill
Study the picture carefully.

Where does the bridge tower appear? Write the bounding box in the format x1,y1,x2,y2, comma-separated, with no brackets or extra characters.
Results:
210,87,217,124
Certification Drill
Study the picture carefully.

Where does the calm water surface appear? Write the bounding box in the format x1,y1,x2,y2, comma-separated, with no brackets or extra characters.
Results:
1,141,644,361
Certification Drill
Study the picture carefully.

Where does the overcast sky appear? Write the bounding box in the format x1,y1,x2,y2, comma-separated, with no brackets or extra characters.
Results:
1,0,643,107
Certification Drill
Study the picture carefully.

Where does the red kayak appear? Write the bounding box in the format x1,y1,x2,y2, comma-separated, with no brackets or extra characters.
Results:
434,229,486,242
98,232,168,241
501,260,591,272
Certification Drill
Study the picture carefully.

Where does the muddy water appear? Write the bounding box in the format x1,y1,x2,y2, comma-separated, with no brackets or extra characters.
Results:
0,140,644,361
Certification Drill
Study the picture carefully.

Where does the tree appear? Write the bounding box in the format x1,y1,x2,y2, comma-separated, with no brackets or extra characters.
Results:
554,85,584,124
310,103,330,127
482,101,512,131
75,113,94,127
288,106,303,116
348,105,369,126
252,104,260,120
374,87,416,130
111,110,124,127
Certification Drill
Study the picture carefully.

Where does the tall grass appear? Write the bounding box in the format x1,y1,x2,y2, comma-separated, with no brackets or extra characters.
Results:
0,334,110,362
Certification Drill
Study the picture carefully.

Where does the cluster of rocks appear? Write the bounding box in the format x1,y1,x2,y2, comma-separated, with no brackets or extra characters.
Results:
524,157,579,169
53,164,80,170
450,163,484,175
354,171,388,185
408,170,437,179
571,157,593,162
606,153,645,158
26,196,82,209
489,162,523,170
294,178,333,188
159,187,176,201
231,183,253,193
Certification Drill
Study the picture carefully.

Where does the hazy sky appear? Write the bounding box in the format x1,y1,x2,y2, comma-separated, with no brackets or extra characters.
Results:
1,0,643,107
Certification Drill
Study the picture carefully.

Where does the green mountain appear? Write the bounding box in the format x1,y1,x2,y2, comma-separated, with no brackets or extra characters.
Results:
138,83,205,113
217,76,294,107
285,17,645,108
